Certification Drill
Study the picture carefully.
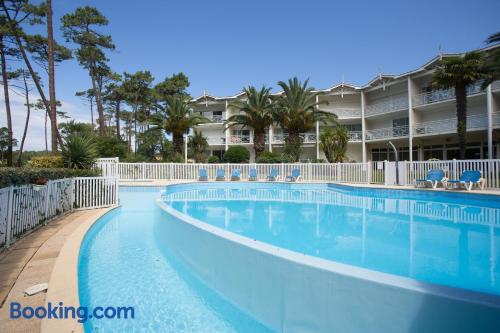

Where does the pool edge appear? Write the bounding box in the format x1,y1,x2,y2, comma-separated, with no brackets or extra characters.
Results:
40,206,119,333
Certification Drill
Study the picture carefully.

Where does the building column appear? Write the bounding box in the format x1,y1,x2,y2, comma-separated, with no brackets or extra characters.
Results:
407,77,414,162
361,91,367,162
225,100,229,151
487,84,494,159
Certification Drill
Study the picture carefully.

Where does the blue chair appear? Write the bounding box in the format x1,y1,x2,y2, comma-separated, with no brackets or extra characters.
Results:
447,170,485,191
267,168,279,181
249,168,258,181
198,169,208,181
216,169,225,181
286,168,301,182
415,169,446,189
231,169,241,181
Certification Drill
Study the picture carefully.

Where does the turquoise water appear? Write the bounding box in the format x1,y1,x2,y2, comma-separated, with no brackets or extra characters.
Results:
78,188,273,332
79,183,500,332
162,183,500,296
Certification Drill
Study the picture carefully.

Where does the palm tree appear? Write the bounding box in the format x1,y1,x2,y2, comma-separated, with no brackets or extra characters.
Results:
482,31,500,89
432,52,487,159
320,126,349,163
149,95,208,154
273,77,335,161
188,130,209,162
225,86,274,158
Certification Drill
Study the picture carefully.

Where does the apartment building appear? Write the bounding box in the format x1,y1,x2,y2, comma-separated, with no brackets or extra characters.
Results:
192,45,500,162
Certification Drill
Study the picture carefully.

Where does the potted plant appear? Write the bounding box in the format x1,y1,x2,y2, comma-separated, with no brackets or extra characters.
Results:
32,177,48,192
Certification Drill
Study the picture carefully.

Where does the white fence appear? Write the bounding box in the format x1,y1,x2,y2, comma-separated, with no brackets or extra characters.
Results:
116,162,371,183
0,177,118,252
97,158,500,189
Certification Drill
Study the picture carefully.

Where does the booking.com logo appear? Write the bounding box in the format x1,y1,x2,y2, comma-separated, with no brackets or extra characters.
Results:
10,302,135,323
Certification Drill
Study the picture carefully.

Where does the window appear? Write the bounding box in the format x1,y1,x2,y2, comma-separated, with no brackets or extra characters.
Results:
344,124,361,132
211,150,225,160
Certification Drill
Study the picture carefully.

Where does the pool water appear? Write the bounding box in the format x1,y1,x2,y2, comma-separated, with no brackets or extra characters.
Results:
162,183,500,296
78,187,273,332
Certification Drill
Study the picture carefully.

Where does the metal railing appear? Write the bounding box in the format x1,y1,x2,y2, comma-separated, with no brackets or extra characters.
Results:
365,125,409,141
413,114,489,136
365,92,409,116
202,113,225,123
272,133,317,144
413,81,485,106
348,131,363,142
329,108,362,118
206,137,226,145
229,134,252,144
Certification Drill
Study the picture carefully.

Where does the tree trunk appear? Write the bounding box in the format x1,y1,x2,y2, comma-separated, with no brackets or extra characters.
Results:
46,0,58,153
90,98,94,128
0,36,13,166
172,133,184,155
284,131,303,162
253,131,266,158
0,3,63,147
115,101,121,140
455,83,467,159
89,67,106,135
44,111,48,152
17,72,31,166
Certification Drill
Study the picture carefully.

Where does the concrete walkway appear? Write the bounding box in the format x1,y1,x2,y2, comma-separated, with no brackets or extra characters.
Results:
0,209,108,333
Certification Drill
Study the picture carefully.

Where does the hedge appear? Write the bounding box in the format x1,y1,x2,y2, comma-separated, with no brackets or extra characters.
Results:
0,168,100,188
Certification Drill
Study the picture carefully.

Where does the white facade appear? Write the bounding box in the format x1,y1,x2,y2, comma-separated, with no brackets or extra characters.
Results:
192,46,500,162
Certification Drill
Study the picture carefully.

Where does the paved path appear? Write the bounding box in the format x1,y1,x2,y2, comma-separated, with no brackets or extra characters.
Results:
0,209,108,333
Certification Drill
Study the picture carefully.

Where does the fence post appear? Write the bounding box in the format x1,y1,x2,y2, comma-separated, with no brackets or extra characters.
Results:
142,162,146,180
5,186,14,248
452,159,457,180
43,181,52,224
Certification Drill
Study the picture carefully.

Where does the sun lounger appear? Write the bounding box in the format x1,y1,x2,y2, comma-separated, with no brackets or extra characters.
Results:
415,169,447,189
267,168,279,181
447,170,485,191
285,168,301,182
216,168,225,181
231,169,241,181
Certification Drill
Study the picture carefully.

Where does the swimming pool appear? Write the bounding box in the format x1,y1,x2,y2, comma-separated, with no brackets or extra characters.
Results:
79,183,500,332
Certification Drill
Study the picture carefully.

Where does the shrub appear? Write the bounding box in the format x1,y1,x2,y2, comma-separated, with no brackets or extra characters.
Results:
122,153,149,163
208,156,219,163
0,168,100,188
222,146,250,163
95,136,128,159
28,155,64,168
62,134,98,169
256,151,282,163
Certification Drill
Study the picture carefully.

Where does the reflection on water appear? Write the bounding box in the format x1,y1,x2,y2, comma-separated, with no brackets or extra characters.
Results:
162,187,500,296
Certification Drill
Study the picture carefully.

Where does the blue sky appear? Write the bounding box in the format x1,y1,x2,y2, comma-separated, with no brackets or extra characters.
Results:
3,0,500,150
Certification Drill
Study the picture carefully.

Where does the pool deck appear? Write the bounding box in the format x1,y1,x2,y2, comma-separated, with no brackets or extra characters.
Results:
0,208,113,333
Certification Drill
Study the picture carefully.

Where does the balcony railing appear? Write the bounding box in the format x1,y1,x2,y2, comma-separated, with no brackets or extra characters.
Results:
330,108,362,118
201,112,225,123
365,93,409,117
365,125,409,141
229,134,252,144
348,131,363,142
413,114,489,136
206,137,226,145
413,81,484,107
272,133,317,144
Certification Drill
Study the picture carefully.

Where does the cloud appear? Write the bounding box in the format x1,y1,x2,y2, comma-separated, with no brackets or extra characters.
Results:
0,87,91,151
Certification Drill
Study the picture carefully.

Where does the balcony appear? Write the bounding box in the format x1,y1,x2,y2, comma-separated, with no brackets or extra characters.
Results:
413,81,484,107
365,125,409,141
348,131,363,142
330,108,362,119
229,134,252,144
365,93,409,117
413,114,490,136
201,112,225,123
206,137,225,145
272,133,317,144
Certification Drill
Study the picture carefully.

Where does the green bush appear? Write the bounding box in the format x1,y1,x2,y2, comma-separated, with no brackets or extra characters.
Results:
256,151,282,163
122,153,149,163
62,134,98,169
28,155,64,168
0,168,100,188
95,136,128,159
222,146,250,163
208,155,219,163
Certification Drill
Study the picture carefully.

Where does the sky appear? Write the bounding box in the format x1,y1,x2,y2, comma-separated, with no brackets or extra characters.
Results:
2,0,499,150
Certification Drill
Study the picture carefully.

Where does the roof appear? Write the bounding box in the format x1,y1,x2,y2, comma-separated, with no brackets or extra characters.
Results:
191,43,500,102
